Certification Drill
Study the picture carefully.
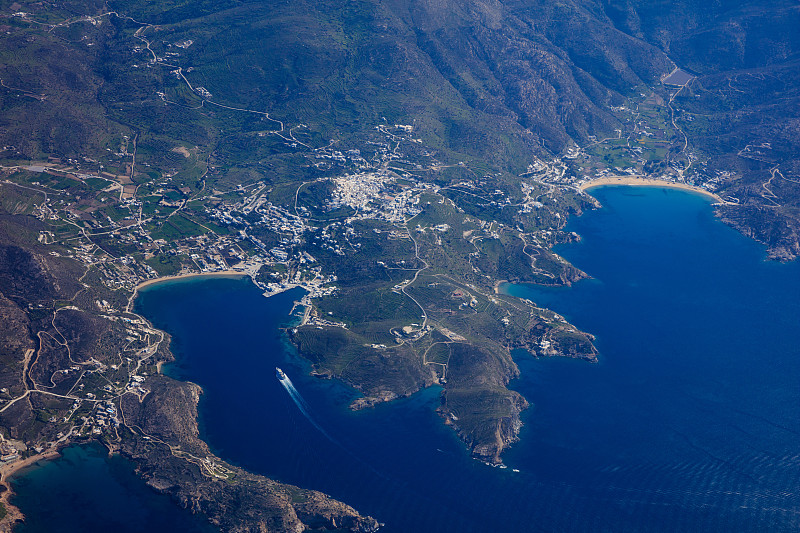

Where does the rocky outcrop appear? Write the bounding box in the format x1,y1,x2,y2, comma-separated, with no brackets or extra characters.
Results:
441,391,529,464
716,204,800,262
119,375,380,532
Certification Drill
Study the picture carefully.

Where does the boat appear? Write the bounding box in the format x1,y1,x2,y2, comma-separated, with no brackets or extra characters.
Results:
276,367,286,380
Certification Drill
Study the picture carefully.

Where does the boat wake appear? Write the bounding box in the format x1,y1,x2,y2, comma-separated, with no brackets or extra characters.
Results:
276,367,392,481
276,368,334,441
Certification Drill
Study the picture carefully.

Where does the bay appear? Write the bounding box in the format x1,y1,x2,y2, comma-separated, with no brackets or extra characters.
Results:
13,185,799,532
134,186,799,531
8,443,217,533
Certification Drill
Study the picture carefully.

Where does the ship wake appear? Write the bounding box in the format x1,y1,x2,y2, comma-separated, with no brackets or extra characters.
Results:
277,368,392,481
277,370,334,441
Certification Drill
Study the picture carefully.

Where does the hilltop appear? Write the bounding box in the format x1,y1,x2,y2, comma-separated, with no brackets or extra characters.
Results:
0,0,798,530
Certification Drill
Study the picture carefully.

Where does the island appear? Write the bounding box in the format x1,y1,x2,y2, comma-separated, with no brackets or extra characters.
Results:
0,0,798,530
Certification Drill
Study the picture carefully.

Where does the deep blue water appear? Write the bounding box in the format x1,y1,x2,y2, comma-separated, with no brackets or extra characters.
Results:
8,443,216,533
12,186,800,532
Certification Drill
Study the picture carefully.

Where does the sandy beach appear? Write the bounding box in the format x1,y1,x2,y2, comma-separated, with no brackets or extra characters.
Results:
0,450,61,531
0,449,60,483
126,270,249,313
135,269,248,291
579,176,724,203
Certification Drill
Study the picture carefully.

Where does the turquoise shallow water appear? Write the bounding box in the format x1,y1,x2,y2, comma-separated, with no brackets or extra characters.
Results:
11,186,800,532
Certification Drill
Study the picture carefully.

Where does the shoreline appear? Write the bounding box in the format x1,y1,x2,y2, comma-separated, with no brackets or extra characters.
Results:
493,279,505,294
135,269,248,291
578,176,724,203
0,449,62,531
126,270,249,313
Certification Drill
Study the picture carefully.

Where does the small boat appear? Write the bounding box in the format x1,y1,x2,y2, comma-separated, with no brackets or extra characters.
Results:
276,367,287,380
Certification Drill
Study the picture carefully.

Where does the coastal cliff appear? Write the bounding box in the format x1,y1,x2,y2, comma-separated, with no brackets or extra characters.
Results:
0,218,379,532
119,375,380,532
716,204,800,262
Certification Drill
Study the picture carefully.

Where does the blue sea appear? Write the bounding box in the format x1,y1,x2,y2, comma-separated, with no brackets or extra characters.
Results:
11,186,800,531
8,443,216,533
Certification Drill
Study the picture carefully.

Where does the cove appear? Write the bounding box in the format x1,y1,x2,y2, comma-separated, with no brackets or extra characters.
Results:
8,443,216,533
17,185,797,532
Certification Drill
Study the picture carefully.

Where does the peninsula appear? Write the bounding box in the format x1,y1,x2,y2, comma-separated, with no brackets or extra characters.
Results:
0,0,798,530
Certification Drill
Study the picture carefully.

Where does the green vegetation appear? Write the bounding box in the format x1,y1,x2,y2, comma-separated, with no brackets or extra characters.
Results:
145,254,183,276
0,2,794,505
